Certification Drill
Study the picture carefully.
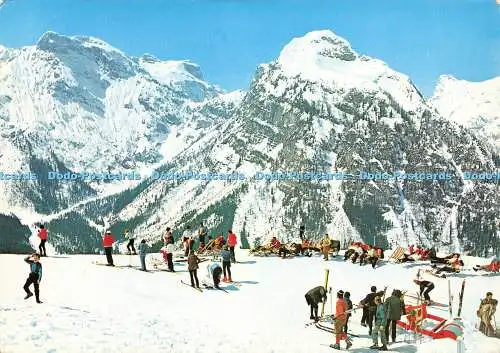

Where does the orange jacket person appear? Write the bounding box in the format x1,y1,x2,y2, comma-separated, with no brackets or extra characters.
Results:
331,290,352,350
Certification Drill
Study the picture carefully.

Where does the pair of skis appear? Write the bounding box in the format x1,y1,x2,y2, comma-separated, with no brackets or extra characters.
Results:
314,321,359,337
180,280,203,292
447,279,466,318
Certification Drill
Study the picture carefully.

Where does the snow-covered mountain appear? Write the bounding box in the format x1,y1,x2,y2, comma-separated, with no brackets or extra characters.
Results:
0,31,240,250
0,32,238,201
31,30,498,256
1,30,498,256
429,75,500,154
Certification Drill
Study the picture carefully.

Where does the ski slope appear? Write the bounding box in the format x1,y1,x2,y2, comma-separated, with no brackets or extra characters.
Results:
0,250,499,353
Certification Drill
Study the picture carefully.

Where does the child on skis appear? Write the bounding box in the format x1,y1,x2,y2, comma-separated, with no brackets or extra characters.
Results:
23,253,43,303
370,296,387,350
220,245,232,282
138,239,148,271
187,251,200,288
331,290,352,350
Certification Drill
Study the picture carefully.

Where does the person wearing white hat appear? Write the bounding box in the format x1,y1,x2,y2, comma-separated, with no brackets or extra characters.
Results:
103,231,115,266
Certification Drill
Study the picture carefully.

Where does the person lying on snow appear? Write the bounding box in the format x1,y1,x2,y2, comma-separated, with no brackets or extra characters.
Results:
305,286,327,322
350,245,365,264
431,254,463,275
473,258,500,273
360,246,379,268
430,251,460,264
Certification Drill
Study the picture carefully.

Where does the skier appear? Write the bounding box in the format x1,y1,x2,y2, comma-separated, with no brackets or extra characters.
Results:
477,292,498,336
138,239,148,271
299,224,305,242
361,286,385,335
227,230,237,263
23,253,43,303
198,222,207,249
203,261,223,289
384,289,405,344
124,230,137,255
37,225,48,257
331,290,352,350
187,251,200,288
413,279,434,303
221,245,232,282
165,241,175,271
102,231,115,266
370,295,388,350
343,291,353,333
182,226,191,256
321,234,331,261
305,286,327,322
163,227,173,245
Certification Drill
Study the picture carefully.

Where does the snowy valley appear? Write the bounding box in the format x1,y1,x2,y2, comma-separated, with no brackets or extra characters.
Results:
0,250,499,353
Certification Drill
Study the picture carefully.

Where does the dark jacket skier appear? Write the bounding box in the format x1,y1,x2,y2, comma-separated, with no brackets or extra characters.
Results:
361,286,385,335
305,286,327,321
220,246,232,282
187,252,200,288
414,279,434,302
384,289,405,343
23,253,43,303
343,291,353,333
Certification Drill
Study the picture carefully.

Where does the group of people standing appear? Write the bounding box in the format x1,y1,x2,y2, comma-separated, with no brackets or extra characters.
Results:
305,281,437,351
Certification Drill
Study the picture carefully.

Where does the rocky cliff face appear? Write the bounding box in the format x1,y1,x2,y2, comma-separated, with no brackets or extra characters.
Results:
1,31,498,256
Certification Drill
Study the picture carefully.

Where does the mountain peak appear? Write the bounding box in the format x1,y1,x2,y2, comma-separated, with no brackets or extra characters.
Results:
37,31,124,56
278,30,357,66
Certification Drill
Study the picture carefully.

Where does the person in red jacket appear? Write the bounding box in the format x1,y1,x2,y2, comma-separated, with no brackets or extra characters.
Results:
37,225,48,257
103,231,115,266
331,290,352,350
227,230,237,263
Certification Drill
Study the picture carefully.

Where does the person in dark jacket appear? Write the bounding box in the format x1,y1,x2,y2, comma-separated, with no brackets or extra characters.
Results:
299,225,305,242
187,251,200,288
305,286,327,322
221,245,232,282
384,289,405,343
361,286,386,335
23,253,43,303
370,295,388,350
343,291,353,333
138,239,148,271
414,279,434,302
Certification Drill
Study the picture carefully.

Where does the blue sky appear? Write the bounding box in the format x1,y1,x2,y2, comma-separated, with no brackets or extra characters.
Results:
0,0,498,96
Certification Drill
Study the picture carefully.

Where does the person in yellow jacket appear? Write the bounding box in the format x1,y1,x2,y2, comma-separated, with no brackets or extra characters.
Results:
321,234,331,261
477,292,498,336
